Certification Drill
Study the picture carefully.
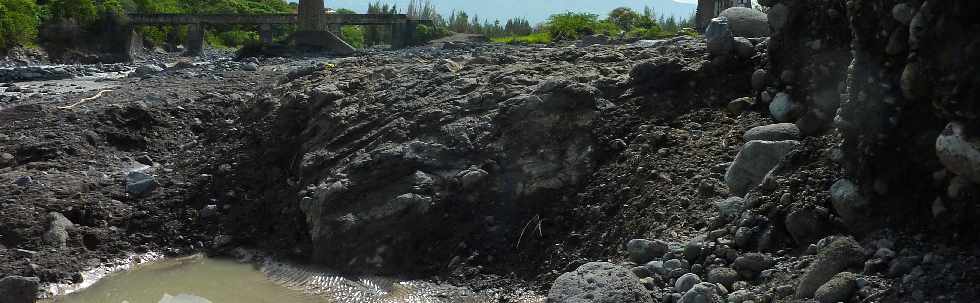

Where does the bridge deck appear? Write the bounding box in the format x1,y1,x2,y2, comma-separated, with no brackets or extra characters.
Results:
128,13,426,25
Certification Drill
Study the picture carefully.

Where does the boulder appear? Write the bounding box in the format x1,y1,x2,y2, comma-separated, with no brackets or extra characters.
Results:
547,262,649,303
706,267,739,290
725,140,801,196
769,92,797,122
785,207,833,246
727,97,756,113
936,122,980,184
42,212,74,249
733,253,773,279
733,37,755,58
719,7,770,38
627,239,669,264
131,64,164,77
241,62,259,71
796,237,866,298
457,166,490,189
743,123,801,142
814,272,858,303
675,272,702,292
126,171,159,197
0,276,39,303
891,3,915,25
680,282,723,303
705,17,735,57
727,290,757,303
0,152,14,168
715,197,745,221
830,179,871,231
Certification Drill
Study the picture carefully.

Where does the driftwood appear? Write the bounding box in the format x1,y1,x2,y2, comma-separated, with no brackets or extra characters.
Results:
57,90,114,110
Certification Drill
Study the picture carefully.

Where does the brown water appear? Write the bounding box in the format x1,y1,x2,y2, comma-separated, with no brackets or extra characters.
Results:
48,257,329,303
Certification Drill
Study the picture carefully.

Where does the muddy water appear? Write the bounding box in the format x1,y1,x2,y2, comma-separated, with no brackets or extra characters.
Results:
48,257,328,303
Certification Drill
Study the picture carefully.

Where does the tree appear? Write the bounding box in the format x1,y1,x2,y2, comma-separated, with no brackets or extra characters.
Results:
47,0,99,24
0,0,39,51
608,7,637,31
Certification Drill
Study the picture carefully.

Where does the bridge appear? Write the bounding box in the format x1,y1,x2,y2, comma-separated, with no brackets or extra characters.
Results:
122,0,429,58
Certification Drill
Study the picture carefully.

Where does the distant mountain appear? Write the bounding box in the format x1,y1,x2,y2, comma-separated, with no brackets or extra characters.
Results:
289,0,698,24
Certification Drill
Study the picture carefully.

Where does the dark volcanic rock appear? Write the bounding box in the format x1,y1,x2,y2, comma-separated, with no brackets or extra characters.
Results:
0,276,39,303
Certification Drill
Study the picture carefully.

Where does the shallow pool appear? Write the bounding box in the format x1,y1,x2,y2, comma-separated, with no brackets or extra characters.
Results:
48,256,329,303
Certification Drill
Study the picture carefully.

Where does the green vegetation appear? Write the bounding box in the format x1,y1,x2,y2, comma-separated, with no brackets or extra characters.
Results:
488,6,695,45
0,0,40,50
340,26,364,48
491,32,551,45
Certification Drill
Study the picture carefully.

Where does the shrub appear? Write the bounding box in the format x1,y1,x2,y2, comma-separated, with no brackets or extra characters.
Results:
0,0,39,51
47,0,99,25
545,12,598,41
545,12,621,41
491,32,552,45
340,25,364,48
627,26,672,39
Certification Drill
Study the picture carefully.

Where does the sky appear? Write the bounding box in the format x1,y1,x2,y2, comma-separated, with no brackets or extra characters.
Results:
288,0,700,24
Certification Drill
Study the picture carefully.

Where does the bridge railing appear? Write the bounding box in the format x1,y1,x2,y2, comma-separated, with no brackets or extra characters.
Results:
128,13,430,26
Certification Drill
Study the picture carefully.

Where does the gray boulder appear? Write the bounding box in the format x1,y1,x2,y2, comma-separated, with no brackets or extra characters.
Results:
719,7,770,38
705,17,734,57
547,262,649,303
936,122,980,184
733,253,773,279
627,239,669,264
727,290,757,303
674,272,702,293
706,267,739,290
891,3,915,25
132,64,164,77
814,272,858,303
241,62,259,71
830,179,871,231
715,197,745,221
769,92,797,122
727,97,755,113
126,171,159,197
733,37,755,58
725,140,801,196
744,123,801,142
42,212,74,249
0,276,39,303
785,207,833,246
796,237,866,298
680,282,723,303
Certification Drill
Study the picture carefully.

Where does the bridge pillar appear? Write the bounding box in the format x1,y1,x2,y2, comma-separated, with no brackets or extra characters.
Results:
260,24,274,44
122,25,142,62
391,21,406,49
185,23,205,56
390,20,418,49
295,0,354,54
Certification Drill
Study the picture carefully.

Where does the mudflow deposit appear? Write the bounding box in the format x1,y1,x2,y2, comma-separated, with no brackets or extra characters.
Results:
1,1,980,303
